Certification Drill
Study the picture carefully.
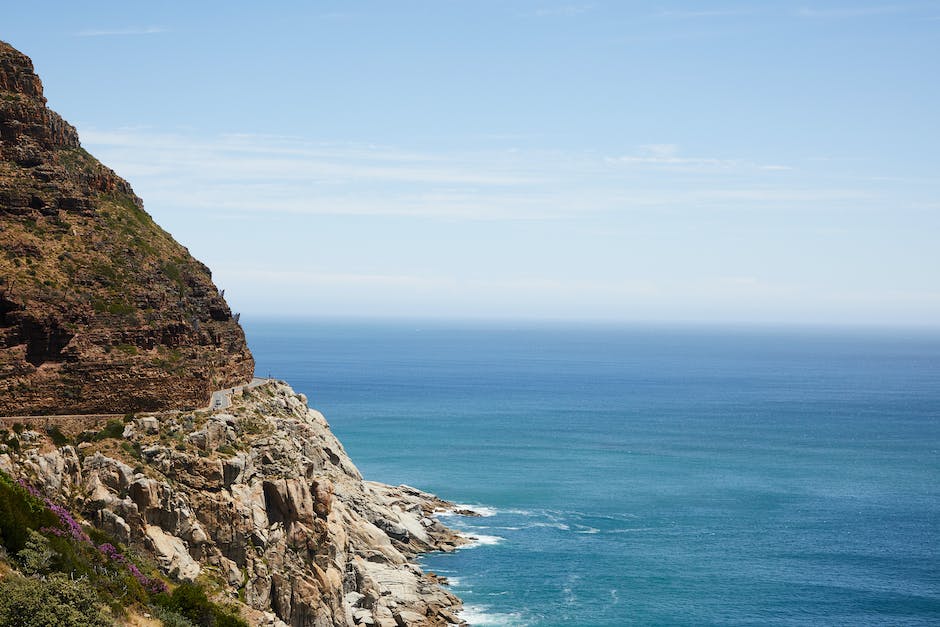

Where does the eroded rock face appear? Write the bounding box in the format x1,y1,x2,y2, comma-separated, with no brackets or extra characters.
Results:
0,41,254,414
0,382,470,626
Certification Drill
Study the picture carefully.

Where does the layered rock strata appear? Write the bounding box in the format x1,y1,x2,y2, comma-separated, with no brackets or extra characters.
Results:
0,40,254,414
0,381,470,626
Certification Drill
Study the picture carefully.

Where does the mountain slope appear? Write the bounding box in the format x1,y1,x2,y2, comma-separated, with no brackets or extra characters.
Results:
0,40,253,415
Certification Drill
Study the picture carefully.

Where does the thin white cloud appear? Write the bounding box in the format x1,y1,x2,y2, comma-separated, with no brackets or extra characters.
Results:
795,5,909,18
75,26,167,37
77,128,879,221
80,130,536,186
231,269,449,289
228,267,661,298
607,144,792,171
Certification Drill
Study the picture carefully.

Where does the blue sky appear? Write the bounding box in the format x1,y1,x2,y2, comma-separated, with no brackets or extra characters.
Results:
5,2,939,325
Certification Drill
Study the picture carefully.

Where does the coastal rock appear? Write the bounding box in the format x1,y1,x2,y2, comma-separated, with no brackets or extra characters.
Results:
6,381,471,626
0,40,472,626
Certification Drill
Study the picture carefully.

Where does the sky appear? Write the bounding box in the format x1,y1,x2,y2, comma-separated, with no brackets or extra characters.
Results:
4,1,939,325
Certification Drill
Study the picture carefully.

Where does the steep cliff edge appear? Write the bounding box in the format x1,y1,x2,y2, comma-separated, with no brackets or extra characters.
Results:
0,41,472,626
0,40,254,414
0,381,470,626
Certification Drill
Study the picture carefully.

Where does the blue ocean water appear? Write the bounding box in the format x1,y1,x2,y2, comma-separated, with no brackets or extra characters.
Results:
244,319,940,626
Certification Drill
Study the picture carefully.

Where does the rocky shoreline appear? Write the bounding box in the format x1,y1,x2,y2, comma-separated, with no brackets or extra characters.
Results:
0,381,473,626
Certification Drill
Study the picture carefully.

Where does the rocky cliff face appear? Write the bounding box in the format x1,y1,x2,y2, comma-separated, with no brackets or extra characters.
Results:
0,42,470,626
0,381,470,626
0,41,254,414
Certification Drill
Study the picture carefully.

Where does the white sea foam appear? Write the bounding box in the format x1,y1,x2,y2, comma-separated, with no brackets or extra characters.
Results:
437,504,498,517
606,527,656,533
459,533,504,549
576,526,600,534
527,521,570,531
458,604,528,626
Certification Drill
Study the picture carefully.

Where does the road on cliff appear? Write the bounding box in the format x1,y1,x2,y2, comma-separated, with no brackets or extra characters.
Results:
209,377,271,411
0,378,274,424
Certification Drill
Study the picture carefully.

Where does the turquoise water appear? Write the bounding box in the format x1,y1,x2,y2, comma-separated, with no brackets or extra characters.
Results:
244,320,940,626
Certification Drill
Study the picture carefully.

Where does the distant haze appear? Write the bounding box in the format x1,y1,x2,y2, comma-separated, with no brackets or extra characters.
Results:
5,2,938,325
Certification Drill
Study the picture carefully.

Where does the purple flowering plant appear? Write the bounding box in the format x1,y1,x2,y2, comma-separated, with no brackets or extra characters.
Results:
17,476,168,596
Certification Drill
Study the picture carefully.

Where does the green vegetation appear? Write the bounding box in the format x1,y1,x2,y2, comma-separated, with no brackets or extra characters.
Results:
45,425,68,446
107,301,136,316
92,298,136,316
0,470,249,626
100,191,152,228
0,573,111,627
121,441,143,461
153,346,185,373
163,260,182,282
0,430,19,454
57,146,96,174
0,472,58,555
153,582,247,627
76,419,125,444
115,342,139,355
91,260,119,284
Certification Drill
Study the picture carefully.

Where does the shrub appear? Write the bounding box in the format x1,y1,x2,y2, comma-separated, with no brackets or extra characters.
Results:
0,472,58,554
0,432,19,453
99,419,125,440
0,573,111,626
150,606,198,627
46,425,69,446
17,530,55,575
78,419,126,444
0,471,165,606
121,441,142,460
154,582,248,627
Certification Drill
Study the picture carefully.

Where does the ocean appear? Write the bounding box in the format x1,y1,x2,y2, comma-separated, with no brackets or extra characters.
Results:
243,319,940,626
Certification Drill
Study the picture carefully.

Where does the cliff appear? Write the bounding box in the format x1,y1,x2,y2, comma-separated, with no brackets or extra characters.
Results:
0,381,469,626
0,40,254,415
0,41,471,627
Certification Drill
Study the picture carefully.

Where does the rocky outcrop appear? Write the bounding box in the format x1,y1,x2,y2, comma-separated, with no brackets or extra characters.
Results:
0,381,470,626
0,40,254,414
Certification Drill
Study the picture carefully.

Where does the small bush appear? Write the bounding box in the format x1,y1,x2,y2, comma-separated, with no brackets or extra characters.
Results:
17,530,55,575
114,342,138,355
76,419,125,444
0,573,111,626
46,425,69,447
0,472,58,555
1,433,20,453
151,605,198,627
154,582,248,627
121,441,143,461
